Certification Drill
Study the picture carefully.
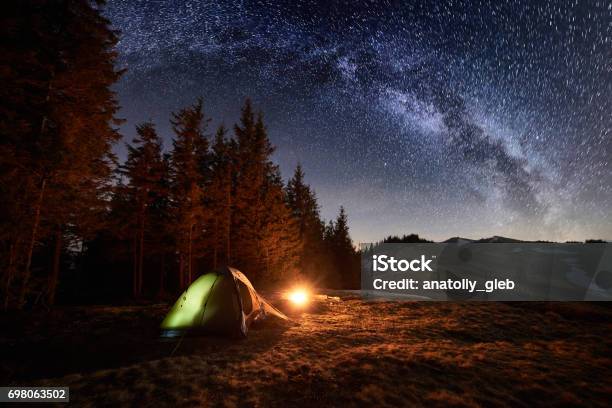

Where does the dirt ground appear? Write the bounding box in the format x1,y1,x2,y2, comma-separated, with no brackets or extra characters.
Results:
1,293,611,407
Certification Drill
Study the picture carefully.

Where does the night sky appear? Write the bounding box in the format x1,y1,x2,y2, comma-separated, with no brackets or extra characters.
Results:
105,0,611,244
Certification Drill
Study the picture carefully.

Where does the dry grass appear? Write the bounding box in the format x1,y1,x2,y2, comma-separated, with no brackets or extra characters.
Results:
1,294,611,407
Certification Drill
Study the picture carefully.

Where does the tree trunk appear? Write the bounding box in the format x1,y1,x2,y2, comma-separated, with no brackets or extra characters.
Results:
132,234,139,298
158,252,165,298
137,212,145,296
212,216,218,269
3,241,18,310
187,224,193,285
226,171,232,264
19,71,55,307
19,177,46,307
178,255,184,290
47,226,62,306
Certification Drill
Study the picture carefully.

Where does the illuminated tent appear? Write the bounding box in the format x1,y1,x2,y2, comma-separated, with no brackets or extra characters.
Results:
161,266,287,337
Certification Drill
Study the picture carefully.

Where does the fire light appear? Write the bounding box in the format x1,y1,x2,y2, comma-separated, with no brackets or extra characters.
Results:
287,288,309,306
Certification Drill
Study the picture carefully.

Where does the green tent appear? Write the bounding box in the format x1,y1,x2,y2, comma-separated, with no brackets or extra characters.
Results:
161,266,287,337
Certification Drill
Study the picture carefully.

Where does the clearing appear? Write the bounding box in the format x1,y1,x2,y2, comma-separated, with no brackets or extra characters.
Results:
1,293,611,407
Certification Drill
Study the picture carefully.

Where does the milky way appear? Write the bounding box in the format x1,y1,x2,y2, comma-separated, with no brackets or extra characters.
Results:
106,0,611,243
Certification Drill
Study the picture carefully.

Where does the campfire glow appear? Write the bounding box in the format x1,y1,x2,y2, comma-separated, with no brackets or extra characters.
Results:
287,288,309,306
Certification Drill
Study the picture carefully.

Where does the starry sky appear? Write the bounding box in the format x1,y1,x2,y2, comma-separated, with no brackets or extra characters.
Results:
105,0,611,243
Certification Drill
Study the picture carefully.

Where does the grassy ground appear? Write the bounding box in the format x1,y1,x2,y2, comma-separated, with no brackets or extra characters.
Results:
1,294,611,407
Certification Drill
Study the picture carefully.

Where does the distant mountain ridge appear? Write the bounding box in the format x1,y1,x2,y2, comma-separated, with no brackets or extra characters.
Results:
441,236,607,244
380,234,609,245
445,235,576,243
475,235,525,243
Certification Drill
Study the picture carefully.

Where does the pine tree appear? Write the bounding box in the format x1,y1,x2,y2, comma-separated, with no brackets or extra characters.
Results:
332,207,353,252
324,206,359,289
260,167,301,283
169,99,210,289
208,125,235,268
232,101,268,276
322,220,341,288
286,164,325,280
230,100,302,282
0,0,122,308
120,122,168,298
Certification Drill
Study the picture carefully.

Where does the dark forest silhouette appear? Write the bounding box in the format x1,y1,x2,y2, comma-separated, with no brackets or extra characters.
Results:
0,1,359,309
